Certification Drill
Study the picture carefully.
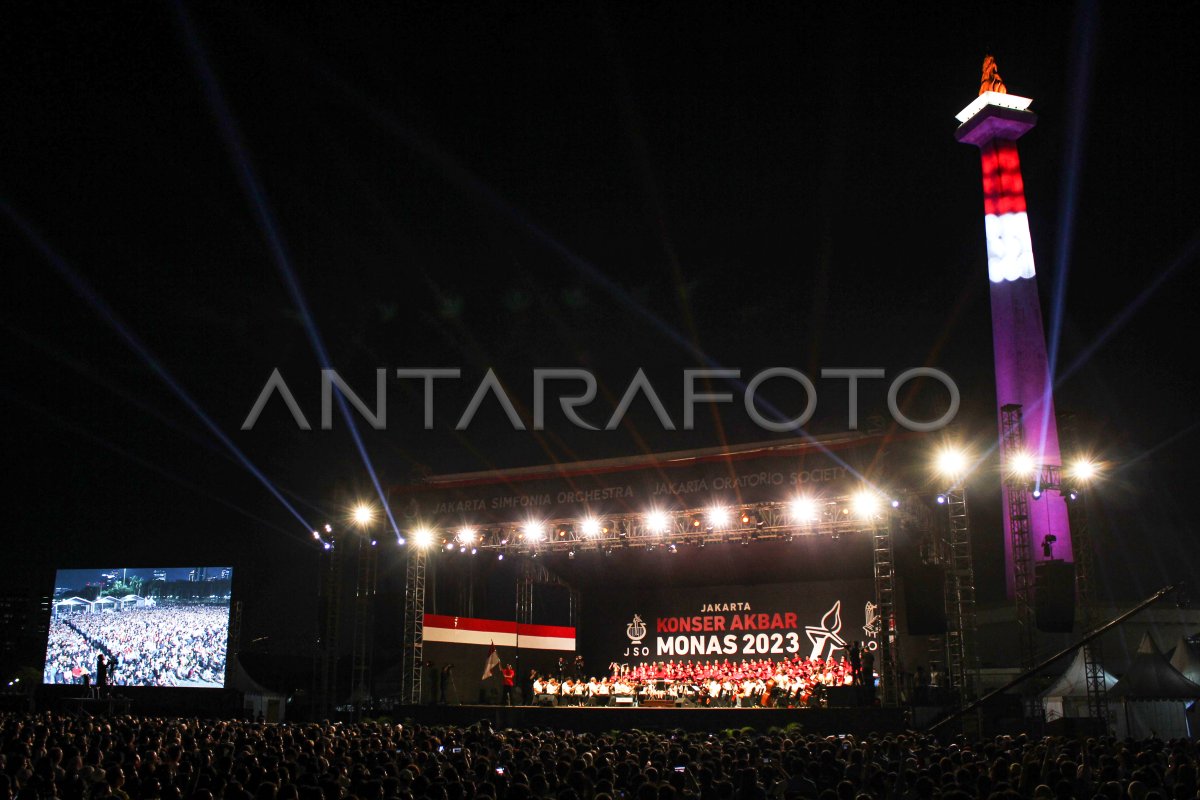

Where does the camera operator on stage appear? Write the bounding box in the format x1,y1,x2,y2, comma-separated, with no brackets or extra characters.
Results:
95,655,108,698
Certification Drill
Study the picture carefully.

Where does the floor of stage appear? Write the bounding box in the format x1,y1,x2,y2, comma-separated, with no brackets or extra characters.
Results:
390,704,907,735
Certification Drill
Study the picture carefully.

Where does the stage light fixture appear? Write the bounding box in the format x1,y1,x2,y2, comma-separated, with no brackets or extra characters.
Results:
457,527,477,545
1068,490,1079,501
352,504,375,526
1008,452,1037,479
498,553,505,561
312,531,321,540
1068,459,1099,482
788,496,818,523
1031,487,1043,500
707,506,731,530
852,489,881,519
934,447,969,478
891,499,900,508
370,539,377,547
557,524,572,538
740,509,753,526
646,510,670,534
581,517,602,537
412,527,435,549
471,547,477,555
690,514,703,529
668,543,678,553
936,494,947,505
446,542,455,551
323,542,332,551
324,524,333,533
568,550,576,559
523,521,546,541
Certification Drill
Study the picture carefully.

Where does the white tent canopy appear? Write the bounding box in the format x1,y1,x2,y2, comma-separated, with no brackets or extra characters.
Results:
1042,647,1117,721
1170,637,1200,686
1112,633,1200,739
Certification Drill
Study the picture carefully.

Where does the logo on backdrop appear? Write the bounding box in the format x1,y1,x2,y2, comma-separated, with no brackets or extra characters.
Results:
611,581,876,663
805,600,846,660
863,602,881,641
626,614,647,645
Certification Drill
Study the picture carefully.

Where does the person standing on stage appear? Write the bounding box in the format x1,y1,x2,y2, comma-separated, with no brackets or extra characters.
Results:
847,641,862,685
500,663,515,706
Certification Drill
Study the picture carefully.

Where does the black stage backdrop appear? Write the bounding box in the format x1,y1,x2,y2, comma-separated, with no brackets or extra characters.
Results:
581,579,877,674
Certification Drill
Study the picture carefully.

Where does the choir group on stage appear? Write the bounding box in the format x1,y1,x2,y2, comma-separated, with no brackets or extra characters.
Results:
528,651,874,707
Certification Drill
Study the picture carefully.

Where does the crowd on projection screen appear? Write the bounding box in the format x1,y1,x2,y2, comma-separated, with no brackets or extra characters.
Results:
43,604,229,688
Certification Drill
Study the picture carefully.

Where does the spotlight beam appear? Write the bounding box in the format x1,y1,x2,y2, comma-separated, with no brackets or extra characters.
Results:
170,0,405,542
2,203,315,535
287,52,889,495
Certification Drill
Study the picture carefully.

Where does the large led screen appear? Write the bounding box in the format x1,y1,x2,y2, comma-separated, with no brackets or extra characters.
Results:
44,567,232,688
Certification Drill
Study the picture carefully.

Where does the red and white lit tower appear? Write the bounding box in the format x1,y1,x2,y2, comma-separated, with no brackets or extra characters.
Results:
955,57,1072,597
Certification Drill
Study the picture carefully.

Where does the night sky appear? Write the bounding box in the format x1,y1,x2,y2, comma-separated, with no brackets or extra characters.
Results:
4,2,1199,652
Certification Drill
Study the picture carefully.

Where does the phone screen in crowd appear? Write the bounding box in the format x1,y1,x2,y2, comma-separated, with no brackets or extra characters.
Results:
675,766,686,773
451,747,463,754
495,768,505,775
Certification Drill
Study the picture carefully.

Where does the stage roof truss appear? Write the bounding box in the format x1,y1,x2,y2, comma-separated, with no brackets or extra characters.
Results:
436,493,926,554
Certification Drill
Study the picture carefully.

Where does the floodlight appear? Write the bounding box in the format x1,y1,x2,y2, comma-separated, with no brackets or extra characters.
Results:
645,510,670,534
852,489,881,519
412,528,435,549
1009,452,1037,479
1068,459,1099,483
788,496,818,523
935,447,969,478
707,507,731,529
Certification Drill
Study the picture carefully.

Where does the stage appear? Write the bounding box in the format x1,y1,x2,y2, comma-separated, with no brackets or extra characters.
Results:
389,704,907,735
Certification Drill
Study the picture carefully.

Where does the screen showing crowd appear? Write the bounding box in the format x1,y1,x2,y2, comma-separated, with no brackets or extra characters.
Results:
43,567,232,688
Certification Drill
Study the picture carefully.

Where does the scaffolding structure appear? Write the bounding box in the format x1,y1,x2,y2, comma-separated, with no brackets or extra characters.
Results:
229,600,243,657
1000,403,1038,677
943,486,978,706
872,511,900,706
315,536,343,718
400,546,427,705
1059,414,1110,729
349,537,379,707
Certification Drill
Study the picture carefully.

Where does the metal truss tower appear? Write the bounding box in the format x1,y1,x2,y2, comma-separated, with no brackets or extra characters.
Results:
400,546,427,704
